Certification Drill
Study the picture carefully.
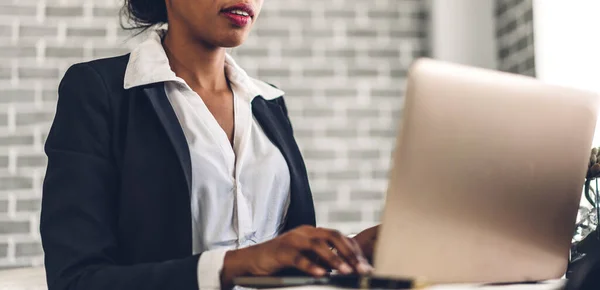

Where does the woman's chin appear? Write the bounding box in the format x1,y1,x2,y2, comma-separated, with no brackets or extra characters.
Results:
190,22,252,48
216,34,249,48
218,39,245,48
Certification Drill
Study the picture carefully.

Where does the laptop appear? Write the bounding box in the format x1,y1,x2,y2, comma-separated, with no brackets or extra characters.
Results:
235,58,600,288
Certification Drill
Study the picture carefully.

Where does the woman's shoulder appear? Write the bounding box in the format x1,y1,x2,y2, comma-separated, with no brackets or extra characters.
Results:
62,54,131,93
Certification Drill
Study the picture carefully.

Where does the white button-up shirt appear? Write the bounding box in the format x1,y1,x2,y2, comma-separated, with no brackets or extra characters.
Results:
124,29,291,290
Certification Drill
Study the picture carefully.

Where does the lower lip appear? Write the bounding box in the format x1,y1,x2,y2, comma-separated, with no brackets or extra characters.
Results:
222,12,251,27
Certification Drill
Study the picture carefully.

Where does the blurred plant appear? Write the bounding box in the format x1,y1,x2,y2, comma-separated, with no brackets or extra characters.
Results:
569,148,600,276
574,147,600,243
585,147,600,205
574,206,597,242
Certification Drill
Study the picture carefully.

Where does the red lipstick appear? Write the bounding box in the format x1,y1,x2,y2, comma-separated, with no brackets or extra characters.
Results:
221,3,255,27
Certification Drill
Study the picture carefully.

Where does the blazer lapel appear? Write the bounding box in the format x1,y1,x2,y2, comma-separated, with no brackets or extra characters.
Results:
252,96,317,231
143,83,192,195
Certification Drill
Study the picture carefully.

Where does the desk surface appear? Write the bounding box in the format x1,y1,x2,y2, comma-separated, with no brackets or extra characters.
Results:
267,280,565,290
0,267,565,290
425,280,564,290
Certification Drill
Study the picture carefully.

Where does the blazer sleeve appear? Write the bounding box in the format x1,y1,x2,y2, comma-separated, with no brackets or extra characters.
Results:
41,63,201,290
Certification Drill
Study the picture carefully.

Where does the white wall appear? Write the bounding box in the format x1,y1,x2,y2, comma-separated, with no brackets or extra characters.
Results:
430,0,498,69
534,1,600,213
533,0,600,146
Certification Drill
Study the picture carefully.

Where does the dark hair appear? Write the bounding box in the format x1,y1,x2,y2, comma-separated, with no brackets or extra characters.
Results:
121,0,168,31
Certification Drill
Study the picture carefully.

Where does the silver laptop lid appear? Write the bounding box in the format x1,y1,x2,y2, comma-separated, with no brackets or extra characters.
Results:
374,58,599,284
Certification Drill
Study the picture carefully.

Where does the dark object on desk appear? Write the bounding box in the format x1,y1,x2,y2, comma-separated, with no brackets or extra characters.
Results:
273,267,313,277
483,281,540,286
233,274,420,289
565,246,600,290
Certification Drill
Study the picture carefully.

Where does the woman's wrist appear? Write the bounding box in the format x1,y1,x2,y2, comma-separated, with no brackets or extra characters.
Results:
220,248,252,290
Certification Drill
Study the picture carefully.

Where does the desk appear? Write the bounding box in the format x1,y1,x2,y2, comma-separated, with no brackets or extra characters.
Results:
0,267,565,290
266,280,565,290
425,280,564,289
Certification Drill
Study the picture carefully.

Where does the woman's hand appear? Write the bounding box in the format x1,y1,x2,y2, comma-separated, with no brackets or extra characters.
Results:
220,225,372,289
352,225,380,264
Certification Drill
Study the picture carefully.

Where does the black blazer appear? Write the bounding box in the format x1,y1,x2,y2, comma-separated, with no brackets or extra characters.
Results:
40,54,316,290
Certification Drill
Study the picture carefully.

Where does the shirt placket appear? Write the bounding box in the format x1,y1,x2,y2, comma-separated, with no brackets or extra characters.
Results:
232,87,254,248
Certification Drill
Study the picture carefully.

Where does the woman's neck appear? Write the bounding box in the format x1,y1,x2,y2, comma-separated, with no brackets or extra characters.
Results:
162,27,229,92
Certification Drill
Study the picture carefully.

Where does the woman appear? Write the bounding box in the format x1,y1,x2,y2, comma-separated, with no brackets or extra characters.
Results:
40,0,379,289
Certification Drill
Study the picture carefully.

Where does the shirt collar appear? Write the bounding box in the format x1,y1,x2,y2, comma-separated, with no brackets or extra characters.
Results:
123,28,284,101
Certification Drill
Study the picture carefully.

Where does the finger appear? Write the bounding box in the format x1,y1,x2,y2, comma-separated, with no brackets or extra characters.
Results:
284,234,353,274
307,238,353,274
318,229,370,273
349,238,373,271
318,229,360,265
349,238,368,262
289,252,327,277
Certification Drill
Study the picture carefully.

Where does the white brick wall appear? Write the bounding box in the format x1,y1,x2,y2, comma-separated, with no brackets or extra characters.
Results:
0,0,429,268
